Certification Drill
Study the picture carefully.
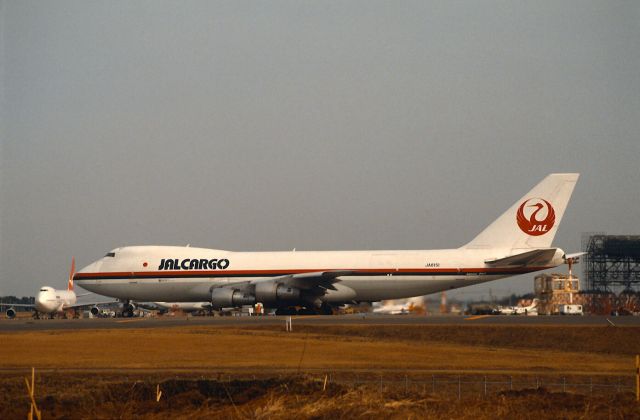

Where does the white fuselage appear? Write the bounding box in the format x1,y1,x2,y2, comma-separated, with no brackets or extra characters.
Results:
75,245,564,303
34,287,77,314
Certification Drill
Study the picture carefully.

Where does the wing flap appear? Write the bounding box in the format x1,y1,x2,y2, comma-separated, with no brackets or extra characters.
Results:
283,270,352,290
246,270,352,291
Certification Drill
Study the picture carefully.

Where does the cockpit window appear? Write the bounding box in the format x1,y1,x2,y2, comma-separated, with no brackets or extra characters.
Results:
104,252,116,257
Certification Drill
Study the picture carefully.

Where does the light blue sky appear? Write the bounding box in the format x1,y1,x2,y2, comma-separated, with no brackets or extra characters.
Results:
1,1,639,298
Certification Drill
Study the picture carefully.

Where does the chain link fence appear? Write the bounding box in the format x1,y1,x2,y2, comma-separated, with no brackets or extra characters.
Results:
316,373,634,399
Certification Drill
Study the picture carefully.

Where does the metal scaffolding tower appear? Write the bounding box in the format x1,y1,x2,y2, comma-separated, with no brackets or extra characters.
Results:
582,233,640,292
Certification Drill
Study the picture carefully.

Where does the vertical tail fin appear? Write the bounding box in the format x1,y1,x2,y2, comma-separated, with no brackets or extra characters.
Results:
462,173,579,251
68,257,75,291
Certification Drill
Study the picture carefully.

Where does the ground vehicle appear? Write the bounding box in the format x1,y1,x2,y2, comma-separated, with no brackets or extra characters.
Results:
559,304,583,315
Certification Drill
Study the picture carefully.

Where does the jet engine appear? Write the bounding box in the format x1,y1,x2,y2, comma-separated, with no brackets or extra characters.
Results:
210,283,304,309
255,282,301,306
210,288,256,309
5,307,16,319
90,306,100,317
122,302,136,317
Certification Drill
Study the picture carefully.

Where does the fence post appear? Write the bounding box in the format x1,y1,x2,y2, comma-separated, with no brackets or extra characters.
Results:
510,376,513,390
458,375,461,401
563,377,566,393
24,367,41,420
379,375,383,393
405,375,408,394
590,377,593,395
636,355,639,402
285,316,293,332
535,376,539,389
432,375,435,394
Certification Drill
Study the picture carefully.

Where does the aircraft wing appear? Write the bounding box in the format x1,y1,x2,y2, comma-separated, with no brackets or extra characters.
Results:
485,248,559,267
0,303,35,308
67,301,120,309
256,270,353,291
135,302,164,311
222,270,352,292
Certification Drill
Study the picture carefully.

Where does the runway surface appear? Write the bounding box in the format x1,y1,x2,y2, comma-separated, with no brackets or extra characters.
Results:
1,314,639,331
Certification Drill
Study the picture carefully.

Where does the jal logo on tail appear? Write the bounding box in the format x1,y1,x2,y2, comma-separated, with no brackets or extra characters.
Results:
516,198,555,236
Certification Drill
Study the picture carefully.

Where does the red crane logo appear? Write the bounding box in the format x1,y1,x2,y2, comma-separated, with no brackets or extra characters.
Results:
516,198,555,236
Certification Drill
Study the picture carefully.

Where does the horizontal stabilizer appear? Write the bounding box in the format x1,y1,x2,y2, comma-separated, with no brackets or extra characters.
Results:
485,248,559,267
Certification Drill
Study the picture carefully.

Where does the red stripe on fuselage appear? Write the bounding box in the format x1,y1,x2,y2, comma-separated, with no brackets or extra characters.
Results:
73,266,552,280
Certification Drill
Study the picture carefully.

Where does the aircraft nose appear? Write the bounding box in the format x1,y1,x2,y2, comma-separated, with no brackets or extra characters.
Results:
35,292,53,312
78,260,103,274
75,260,103,293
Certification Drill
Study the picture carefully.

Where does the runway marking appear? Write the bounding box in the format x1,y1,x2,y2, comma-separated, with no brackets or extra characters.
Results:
465,315,490,321
116,319,146,323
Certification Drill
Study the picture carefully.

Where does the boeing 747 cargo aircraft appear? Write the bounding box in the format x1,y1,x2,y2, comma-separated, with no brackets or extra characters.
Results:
74,174,579,315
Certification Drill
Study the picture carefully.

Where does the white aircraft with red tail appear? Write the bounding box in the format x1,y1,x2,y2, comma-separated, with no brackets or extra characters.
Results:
1,258,117,318
74,174,580,315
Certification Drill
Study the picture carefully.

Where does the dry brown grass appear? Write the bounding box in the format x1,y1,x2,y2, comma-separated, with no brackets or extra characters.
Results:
0,325,634,375
1,324,638,418
283,324,640,356
0,375,636,419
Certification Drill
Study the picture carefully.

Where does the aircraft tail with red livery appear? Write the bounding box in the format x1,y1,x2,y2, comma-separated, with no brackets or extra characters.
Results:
462,173,579,252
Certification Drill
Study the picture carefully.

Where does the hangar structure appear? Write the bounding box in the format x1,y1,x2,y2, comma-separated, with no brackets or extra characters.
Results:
582,234,640,292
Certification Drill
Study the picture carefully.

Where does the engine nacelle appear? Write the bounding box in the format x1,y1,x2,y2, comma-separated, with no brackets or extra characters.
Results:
5,308,16,319
121,302,137,317
90,306,100,317
255,283,301,306
211,288,256,309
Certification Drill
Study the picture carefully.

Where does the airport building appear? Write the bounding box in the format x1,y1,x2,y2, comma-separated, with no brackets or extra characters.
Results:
534,273,580,315
529,234,640,315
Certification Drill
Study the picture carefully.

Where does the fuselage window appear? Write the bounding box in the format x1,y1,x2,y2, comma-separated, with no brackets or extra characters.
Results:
104,252,116,257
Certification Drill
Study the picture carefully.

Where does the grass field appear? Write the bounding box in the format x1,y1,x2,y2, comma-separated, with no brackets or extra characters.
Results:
1,323,638,418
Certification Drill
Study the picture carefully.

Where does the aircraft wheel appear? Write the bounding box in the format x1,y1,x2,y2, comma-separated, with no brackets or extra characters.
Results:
296,307,317,316
275,307,296,316
320,303,334,315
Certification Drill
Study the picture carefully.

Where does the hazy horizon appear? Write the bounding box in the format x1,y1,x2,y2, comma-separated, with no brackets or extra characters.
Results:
1,1,638,299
